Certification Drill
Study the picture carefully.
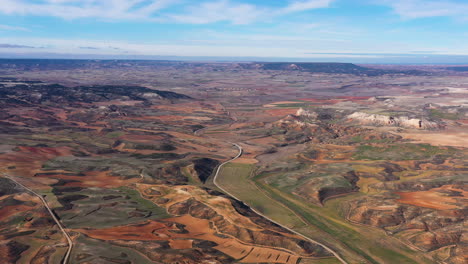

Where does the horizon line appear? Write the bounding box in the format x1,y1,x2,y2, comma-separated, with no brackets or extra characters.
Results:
0,54,468,65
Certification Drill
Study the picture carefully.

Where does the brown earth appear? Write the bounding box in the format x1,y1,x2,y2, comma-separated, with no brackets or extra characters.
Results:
396,185,467,210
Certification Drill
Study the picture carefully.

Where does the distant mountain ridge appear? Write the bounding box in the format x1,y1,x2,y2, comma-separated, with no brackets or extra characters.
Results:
445,66,468,72
240,62,426,76
0,81,191,106
0,59,428,76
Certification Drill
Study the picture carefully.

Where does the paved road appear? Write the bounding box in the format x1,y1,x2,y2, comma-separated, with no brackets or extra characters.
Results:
212,143,349,264
2,174,73,264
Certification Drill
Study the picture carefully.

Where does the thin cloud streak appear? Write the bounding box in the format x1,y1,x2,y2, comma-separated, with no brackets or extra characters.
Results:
0,0,335,24
280,0,334,14
0,43,36,48
380,0,468,19
0,0,176,20
1,36,466,57
0,24,30,31
168,0,335,24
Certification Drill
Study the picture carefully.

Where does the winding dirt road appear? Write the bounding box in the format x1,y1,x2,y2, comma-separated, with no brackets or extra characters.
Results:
212,143,349,264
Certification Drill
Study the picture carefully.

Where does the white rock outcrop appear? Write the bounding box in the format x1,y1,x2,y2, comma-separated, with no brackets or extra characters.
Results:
347,112,440,129
296,108,318,119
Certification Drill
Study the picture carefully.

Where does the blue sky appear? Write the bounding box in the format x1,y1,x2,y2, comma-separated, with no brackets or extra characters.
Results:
0,0,468,62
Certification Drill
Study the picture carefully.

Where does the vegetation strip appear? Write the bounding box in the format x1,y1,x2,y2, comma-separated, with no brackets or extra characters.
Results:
212,144,349,264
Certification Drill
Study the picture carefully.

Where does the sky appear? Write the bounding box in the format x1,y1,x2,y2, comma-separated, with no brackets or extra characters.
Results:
0,0,468,63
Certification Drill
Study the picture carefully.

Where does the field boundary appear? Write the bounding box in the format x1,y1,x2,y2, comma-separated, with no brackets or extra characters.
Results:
213,143,348,264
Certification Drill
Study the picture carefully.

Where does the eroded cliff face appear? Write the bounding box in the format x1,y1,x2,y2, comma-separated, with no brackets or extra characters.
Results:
347,112,442,129
70,183,333,264
296,108,318,119
186,158,220,184
347,190,465,256
274,108,318,130
259,106,467,263
135,184,332,263
274,109,400,146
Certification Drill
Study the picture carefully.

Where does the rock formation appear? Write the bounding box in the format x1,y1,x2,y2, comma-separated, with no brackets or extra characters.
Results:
347,112,441,129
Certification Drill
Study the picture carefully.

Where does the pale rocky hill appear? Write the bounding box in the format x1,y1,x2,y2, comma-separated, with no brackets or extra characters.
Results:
347,112,441,129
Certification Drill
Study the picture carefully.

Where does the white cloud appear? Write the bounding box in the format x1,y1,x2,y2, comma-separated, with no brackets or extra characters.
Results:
0,43,35,48
0,0,335,24
168,0,264,25
196,30,349,45
2,33,467,57
169,0,335,24
380,0,468,19
0,36,306,57
281,0,334,14
0,24,30,31
0,0,175,20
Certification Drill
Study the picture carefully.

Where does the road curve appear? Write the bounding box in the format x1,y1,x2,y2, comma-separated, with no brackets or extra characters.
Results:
212,143,349,264
2,174,73,264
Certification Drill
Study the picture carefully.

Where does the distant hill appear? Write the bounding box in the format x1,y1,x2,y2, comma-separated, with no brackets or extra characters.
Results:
241,62,426,76
0,59,427,76
0,81,191,106
0,59,182,71
445,66,468,72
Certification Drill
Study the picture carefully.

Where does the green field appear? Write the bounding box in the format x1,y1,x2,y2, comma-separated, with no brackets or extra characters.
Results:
70,235,156,264
428,109,462,120
216,162,433,264
216,162,306,229
57,187,170,229
353,143,458,161
257,182,427,264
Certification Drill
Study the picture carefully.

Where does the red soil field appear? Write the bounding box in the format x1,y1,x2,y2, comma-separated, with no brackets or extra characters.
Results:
264,108,299,117
0,146,73,179
396,185,467,210
34,171,140,188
